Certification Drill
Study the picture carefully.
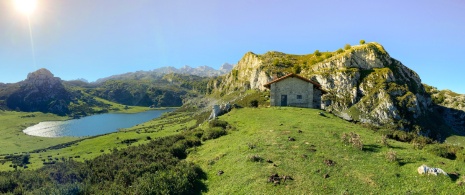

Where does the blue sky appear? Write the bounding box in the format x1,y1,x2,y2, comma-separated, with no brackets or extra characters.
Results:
0,0,464,93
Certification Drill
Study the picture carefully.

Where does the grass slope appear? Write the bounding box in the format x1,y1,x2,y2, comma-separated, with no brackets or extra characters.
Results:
0,111,76,155
188,107,465,194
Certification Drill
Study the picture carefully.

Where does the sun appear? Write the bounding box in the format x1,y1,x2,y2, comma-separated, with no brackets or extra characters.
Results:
13,0,38,15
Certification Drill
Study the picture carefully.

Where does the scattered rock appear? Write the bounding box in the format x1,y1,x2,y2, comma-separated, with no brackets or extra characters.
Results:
217,170,224,176
298,130,303,133
323,173,330,179
324,159,335,166
288,137,295,141
266,159,273,163
417,164,448,176
267,173,293,185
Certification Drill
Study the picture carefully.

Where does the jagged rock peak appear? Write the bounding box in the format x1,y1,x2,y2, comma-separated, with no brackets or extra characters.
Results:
25,68,62,87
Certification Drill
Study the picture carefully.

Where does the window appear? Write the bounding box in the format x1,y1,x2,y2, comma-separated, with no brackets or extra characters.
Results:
297,95,302,99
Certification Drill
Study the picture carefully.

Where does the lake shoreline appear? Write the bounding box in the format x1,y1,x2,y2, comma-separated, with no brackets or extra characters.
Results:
22,108,176,138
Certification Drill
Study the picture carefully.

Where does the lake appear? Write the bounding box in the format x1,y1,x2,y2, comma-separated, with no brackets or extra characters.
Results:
23,109,174,137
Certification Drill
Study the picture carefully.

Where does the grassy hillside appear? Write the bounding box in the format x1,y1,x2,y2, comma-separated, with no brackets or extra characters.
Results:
0,111,75,155
188,107,465,194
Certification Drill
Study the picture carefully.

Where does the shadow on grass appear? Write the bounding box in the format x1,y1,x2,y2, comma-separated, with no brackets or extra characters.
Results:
387,145,405,150
448,172,460,182
397,158,415,166
363,144,382,152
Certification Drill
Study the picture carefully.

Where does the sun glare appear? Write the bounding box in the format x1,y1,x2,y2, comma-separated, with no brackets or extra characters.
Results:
13,0,38,15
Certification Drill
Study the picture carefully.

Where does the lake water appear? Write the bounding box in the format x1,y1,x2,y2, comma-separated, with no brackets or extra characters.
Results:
23,109,174,137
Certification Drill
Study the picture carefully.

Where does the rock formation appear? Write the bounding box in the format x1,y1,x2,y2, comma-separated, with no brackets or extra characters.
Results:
6,68,71,115
208,42,462,136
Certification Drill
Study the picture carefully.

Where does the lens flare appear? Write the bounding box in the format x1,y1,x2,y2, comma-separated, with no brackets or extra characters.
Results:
14,0,38,15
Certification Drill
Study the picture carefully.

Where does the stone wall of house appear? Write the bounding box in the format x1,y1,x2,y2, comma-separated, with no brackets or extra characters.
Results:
270,77,313,108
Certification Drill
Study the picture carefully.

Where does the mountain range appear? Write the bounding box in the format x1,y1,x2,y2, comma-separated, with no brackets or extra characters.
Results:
94,63,234,83
1,42,464,139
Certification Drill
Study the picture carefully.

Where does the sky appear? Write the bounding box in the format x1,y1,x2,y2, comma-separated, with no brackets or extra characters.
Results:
0,0,464,93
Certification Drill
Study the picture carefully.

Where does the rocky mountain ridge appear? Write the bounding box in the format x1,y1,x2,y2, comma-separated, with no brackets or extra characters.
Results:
209,42,464,137
95,63,234,83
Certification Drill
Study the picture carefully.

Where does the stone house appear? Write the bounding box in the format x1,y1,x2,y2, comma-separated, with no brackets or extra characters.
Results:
263,73,327,108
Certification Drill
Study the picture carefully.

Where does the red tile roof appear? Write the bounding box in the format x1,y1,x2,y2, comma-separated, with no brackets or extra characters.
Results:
263,73,327,94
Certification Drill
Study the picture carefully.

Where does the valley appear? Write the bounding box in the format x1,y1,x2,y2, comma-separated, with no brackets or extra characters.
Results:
1,42,465,193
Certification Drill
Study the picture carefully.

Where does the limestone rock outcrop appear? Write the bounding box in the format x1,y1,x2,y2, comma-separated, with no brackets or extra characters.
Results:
209,42,453,134
6,68,71,115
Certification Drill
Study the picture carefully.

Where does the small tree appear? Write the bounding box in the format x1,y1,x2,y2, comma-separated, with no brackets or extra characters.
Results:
344,44,351,50
360,40,366,45
314,50,321,57
293,64,301,74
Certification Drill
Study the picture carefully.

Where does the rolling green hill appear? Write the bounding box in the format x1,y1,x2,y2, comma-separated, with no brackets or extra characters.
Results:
1,106,464,194
188,107,465,194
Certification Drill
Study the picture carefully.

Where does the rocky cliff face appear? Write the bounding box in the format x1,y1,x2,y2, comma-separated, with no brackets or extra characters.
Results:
425,86,465,134
210,43,453,134
6,68,71,115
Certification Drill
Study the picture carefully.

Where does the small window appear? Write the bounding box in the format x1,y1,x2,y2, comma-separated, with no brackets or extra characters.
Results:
297,95,302,99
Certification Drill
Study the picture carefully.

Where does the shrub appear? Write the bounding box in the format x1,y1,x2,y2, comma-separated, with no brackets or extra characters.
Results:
380,135,389,147
344,44,351,50
385,150,397,162
336,48,344,54
360,40,366,45
249,100,259,108
427,144,461,160
341,132,363,150
411,136,431,150
248,155,263,162
209,119,228,129
314,50,321,56
202,127,227,141
293,64,301,74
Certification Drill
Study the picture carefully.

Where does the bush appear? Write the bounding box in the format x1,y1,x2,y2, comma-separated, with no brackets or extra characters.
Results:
344,44,351,50
411,136,431,150
385,150,397,162
248,155,263,162
380,135,389,147
314,50,321,56
202,127,227,141
427,144,461,160
341,132,363,150
360,40,366,45
209,119,228,129
249,100,259,108
336,48,344,54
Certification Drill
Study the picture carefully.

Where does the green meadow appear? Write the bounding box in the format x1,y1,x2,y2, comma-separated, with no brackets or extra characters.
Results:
187,107,465,194
1,106,465,193
0,106,177,171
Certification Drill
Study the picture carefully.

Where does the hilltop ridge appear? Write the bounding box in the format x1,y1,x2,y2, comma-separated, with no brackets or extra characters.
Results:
207,42,464,138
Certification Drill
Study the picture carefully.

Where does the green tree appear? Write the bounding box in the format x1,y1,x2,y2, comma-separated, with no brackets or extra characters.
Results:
314,50,321,57
344,44,351,50
360,40,366,45
293,64,301,74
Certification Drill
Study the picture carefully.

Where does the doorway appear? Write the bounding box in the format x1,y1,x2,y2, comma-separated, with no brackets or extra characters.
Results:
281,95,287,106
